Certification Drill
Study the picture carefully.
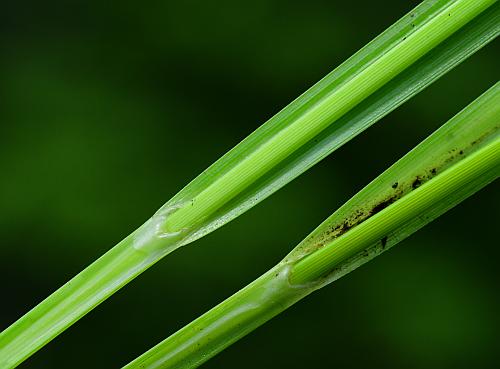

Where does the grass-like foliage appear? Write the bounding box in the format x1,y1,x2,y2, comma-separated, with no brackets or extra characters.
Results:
0,0,498,368
125,82,500,369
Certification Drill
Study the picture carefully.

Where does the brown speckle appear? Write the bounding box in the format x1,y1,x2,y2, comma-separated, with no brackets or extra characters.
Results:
412,177,422,189
340,221,352,233
371,197,396,215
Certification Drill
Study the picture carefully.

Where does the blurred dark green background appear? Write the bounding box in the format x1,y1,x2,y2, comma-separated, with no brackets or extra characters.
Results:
1,0,499,368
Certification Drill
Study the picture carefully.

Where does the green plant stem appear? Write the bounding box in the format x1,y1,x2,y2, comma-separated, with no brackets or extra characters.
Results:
0,218,180,369
123,265,301,369
164,0,496,232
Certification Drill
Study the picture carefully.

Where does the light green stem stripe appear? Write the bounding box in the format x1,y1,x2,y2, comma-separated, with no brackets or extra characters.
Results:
165,0,496,232
290,135,500,284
